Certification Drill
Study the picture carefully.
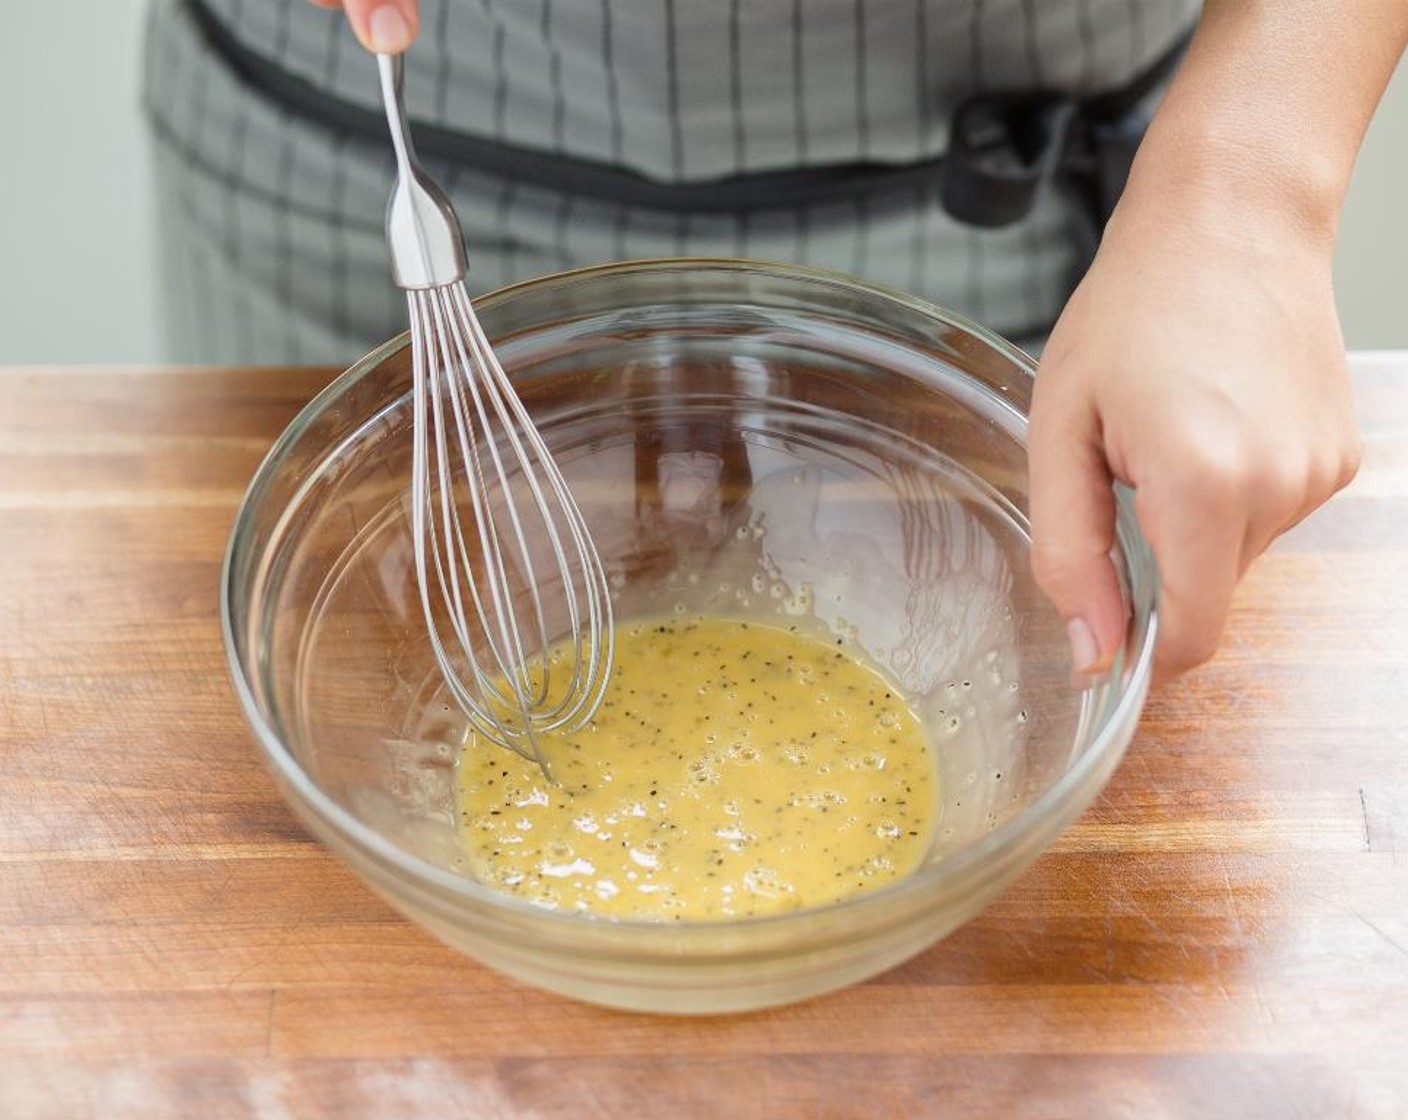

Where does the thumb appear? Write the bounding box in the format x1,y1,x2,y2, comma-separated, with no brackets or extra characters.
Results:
1027,383,1127,677
341,0,420,54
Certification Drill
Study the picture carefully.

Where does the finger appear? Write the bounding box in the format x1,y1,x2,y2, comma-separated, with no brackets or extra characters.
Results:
341,0,420,53
1134,470,1246,682
1028,381,1128,678
1239,434,1363,574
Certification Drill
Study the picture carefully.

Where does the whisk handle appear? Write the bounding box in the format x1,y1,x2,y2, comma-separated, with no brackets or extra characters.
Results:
376,52,469,289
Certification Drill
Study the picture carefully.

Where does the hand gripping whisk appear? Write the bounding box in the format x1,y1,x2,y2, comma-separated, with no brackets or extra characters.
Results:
375,53,613,771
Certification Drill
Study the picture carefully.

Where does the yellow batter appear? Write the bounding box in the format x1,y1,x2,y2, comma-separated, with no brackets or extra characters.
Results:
456,616,936,921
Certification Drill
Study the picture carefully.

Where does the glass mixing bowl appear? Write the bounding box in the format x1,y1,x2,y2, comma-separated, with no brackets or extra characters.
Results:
223,259,1157,1014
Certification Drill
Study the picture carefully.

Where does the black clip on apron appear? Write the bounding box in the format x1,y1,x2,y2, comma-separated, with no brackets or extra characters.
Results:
942,33,1192,231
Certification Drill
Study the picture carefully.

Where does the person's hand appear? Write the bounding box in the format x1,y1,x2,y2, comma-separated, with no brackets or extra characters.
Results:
1028,183,1361,683
309,0,419,54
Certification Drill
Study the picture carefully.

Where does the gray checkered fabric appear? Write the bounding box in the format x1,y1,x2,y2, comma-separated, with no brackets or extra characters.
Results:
142,0,1199,365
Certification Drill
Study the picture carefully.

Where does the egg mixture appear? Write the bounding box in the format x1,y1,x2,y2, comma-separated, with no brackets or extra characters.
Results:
456,615,936,920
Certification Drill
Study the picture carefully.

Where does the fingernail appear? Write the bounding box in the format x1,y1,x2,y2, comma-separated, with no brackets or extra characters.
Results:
368,4,412,53
1066,617,1100,673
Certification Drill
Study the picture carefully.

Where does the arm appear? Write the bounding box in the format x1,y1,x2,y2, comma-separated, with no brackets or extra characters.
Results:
1029,1,1408,681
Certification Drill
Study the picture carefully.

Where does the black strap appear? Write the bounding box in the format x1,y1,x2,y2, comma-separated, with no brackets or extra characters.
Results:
183,0,1189,226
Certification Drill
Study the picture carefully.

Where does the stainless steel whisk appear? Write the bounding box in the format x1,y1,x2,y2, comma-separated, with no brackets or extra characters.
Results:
375,52,613,770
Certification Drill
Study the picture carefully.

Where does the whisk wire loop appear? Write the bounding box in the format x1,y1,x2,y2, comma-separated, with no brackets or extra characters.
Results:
408,286,614,766
428,294,538,699
441,295,555,707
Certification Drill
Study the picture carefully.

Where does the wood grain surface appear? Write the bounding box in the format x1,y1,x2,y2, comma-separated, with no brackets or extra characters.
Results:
1,358,1406,1119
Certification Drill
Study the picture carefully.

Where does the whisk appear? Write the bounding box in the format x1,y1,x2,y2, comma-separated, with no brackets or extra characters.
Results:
375,52,613,771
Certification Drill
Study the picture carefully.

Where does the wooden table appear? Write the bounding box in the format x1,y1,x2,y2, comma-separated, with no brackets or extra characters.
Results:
2,355,1406,1119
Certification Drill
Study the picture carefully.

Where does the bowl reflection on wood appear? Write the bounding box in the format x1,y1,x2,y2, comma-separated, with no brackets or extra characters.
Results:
222,259,1157,1014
